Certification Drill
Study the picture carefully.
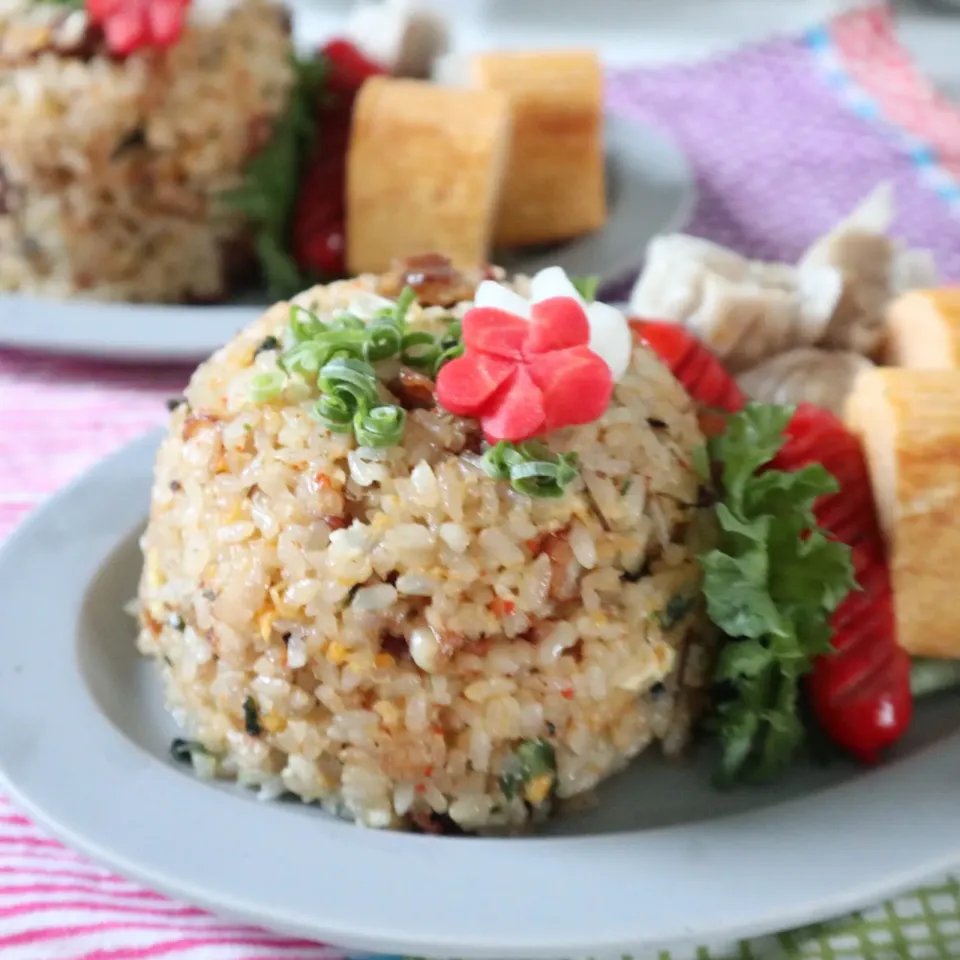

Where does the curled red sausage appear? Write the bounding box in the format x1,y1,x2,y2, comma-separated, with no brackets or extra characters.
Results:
775,404,911,764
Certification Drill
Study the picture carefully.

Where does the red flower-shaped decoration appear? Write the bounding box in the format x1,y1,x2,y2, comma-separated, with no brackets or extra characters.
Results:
88,0,191,56
436,298,613,443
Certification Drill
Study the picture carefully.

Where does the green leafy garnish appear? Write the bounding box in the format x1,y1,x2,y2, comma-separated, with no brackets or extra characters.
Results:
701,403,856,786
571,275,600,302
482,440,580,499
222,55,326,299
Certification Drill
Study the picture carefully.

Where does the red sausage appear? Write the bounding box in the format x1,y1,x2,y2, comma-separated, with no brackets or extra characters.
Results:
775,405,911,764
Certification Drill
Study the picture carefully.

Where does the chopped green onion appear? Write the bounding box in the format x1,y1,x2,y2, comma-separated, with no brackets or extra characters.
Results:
354,404,407,448
313,394,355,433
170,738,209,764
364,320,404,362
243,695,262,737
313,357,384,437
500,738,557,804
249,370,285,403
658,592,696,630
571,275,600,302
433,342,464,376
400,331,441,369
290,304,324,343
393,285,416,325
481,440,580,498
329,312,365,332
281,340,325,376
278,295,445,450
439,318,462,350
318,357,380,409
482,440,522,479
510,460,571,499
253,335,280,357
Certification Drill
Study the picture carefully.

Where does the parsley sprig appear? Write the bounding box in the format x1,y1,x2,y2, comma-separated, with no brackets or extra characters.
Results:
223,55,326,299
700,404,856,786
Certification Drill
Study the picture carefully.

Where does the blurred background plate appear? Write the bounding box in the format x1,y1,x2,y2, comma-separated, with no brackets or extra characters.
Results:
0,114,692,364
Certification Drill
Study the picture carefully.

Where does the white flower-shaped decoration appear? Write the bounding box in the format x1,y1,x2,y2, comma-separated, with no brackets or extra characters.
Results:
473,266,632,381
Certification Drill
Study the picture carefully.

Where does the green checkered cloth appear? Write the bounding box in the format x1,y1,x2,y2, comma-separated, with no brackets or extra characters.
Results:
404,877,960,960
663,876,960,959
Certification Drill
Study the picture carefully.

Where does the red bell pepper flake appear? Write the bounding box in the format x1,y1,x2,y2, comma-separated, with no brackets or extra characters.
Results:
490,597,517,618
88,0,191,56
436,296,613,443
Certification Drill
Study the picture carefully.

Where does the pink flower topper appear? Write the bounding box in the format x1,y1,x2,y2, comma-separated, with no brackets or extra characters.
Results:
87,0,191,56
436,297,614,443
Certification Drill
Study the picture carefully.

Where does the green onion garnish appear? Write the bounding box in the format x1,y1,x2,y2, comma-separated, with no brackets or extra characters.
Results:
281,340,327,376
251,294,463,452
482,440,580,499
364,320,404,362
440,319,462,350
393,285,416,325
400,331,441,369
329,312,365,332
249,370,285,403
570,275,600,302
354,404,407,448
290,304,324,343
318,357,380,409
433,342,464,376
313,393,355,433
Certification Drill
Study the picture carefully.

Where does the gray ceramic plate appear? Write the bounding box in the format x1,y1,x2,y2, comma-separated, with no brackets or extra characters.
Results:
0,115,692,364
0,431,959,958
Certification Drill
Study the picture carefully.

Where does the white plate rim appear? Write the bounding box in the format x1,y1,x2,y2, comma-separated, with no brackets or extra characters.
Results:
0,114,693,365
0,431,958,959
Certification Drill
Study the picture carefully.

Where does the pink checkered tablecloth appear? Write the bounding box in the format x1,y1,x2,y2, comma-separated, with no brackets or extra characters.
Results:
2,3,960,957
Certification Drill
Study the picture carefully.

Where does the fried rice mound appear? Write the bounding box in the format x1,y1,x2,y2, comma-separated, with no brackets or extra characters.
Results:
137,273,712,833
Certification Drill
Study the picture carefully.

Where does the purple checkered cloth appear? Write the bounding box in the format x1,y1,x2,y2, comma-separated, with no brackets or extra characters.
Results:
606,12,960,289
